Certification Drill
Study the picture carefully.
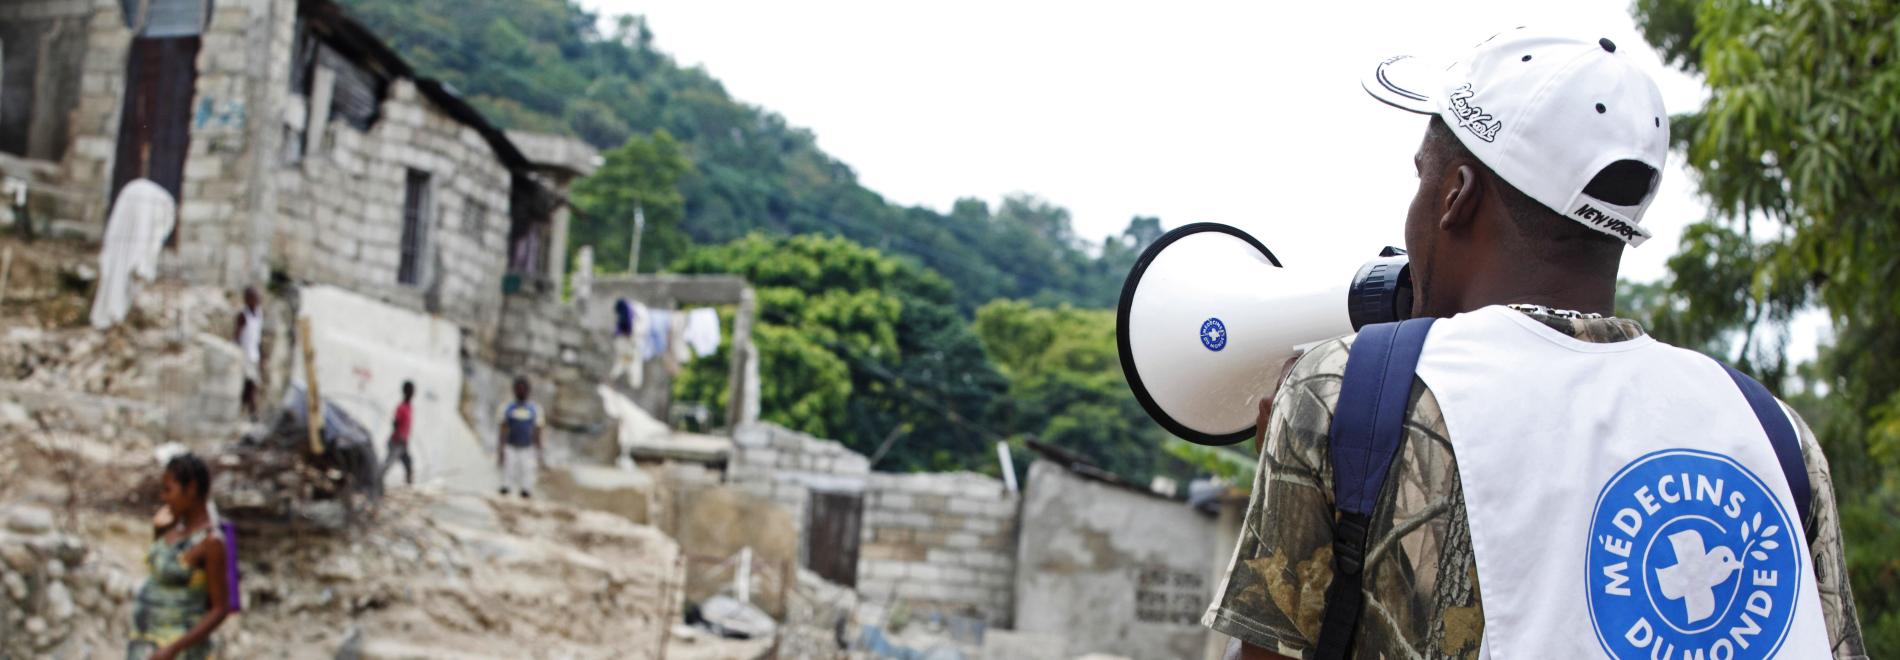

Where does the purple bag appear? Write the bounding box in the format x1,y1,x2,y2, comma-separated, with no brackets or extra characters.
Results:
219,520,242,612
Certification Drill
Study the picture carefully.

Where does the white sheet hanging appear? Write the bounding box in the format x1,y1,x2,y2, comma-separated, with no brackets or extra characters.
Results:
684,307,722,358
90,180,176,329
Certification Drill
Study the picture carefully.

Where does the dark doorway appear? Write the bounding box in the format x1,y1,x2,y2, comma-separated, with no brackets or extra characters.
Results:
399,169,431,286
803,490,863,588
110,36,199,226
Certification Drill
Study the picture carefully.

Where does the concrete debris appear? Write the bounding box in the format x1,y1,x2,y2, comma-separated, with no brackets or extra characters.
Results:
696,594,776,640
779,568,860,660
4,506,53,535
539,463,657,526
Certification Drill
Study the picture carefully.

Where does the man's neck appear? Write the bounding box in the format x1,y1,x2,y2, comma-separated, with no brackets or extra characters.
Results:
1435,261,1619,317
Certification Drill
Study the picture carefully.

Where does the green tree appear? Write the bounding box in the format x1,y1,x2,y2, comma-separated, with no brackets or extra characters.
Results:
568,130,691,272
1632,0,1900,650
670,235,1007,470
973,300,1180,483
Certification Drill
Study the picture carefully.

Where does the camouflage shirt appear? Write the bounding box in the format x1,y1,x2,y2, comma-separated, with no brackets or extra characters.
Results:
1201,311,1867,659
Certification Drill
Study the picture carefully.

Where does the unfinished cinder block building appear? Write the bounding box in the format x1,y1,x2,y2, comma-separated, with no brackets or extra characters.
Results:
0,0,605,426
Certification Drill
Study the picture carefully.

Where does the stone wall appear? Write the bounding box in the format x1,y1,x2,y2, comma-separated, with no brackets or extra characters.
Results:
1014,461,1220,660
728,423,870,534
858,472,1017,626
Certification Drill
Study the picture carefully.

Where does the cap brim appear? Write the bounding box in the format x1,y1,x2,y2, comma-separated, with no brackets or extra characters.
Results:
1362,55,1442,115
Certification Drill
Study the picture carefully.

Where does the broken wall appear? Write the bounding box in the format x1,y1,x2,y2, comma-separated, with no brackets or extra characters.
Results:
0,0,131,232
1014,460,1220,660
494,290,611,434
728,423,869,538
858,471,1017,626
296,284,496,492
0,0,89,162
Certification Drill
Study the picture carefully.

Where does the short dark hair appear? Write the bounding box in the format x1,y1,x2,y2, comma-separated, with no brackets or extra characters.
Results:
513,376,531,391
1424,118,1627,259
402,380,415,396
165,453,212,499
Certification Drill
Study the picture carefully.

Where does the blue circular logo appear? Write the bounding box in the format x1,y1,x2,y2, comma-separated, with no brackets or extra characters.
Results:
1586,449,1802,659
1200,318,1227,352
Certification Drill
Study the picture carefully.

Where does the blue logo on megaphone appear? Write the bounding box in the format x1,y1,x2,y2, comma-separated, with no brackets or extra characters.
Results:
1201,317,1227,352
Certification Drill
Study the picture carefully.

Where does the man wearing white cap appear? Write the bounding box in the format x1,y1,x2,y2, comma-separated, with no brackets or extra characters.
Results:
1203,28,1865,659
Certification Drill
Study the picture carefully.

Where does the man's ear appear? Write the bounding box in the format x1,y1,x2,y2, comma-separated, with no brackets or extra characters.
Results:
1439,164,1484,231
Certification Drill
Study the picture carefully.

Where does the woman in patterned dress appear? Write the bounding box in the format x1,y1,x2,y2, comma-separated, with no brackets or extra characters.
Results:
127,454,231,660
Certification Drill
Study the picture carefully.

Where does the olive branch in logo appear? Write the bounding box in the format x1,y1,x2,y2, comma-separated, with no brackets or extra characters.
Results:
1738,512,1782,562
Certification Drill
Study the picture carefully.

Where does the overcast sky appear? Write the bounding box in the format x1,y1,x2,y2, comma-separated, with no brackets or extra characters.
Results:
580,0,1827,361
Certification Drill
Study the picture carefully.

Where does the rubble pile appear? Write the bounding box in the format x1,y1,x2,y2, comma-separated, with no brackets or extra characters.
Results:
0,504,141,658
225,488,684,658
778,568,862,660
1,277,249,450
217,385,382,525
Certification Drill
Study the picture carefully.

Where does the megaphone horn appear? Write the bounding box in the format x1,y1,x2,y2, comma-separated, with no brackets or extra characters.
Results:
1116,223,1412,446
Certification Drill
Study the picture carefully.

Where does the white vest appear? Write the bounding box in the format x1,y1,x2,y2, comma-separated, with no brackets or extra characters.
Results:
1413,306,1828,659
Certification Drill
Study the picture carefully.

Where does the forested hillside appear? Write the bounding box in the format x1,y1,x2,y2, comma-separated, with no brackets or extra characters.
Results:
338,0,1189,483
339,0,1155,312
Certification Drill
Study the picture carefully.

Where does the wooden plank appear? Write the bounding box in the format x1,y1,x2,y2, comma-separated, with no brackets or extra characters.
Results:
298,315,324,456
0,246,12,307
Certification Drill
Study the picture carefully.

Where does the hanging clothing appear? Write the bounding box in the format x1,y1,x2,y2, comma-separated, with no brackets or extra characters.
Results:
612,335,642,388
611,301,650,388
91,179,176,329
614,298,634,337
630,302,650,365
642,309,672,362
666,310,690,374
683,307,722,358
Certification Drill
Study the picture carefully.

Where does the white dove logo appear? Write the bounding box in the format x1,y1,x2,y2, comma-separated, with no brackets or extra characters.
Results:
1653,530,1742,623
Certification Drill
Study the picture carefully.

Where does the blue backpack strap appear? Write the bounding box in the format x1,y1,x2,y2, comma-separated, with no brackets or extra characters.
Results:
1718,363,1813,528
1314,317,1435,660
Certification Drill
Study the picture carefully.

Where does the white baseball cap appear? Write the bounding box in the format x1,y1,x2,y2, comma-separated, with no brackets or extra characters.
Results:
1363,27,1669,247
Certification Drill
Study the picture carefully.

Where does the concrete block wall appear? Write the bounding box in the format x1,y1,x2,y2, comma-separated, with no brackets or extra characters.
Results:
14,0,134,232
728,423,870,534
859,472,1017,626
171,0,295,286
272,77,514,347
493,291,611,431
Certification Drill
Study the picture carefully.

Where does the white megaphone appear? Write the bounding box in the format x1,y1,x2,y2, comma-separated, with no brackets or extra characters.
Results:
1116,223,1412,445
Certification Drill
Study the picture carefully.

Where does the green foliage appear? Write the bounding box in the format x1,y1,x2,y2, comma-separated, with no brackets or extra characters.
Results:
1632,0,1900,650
973,300,1180,483
670,235,1008,471
341,0,1147,312
569,131,692,272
